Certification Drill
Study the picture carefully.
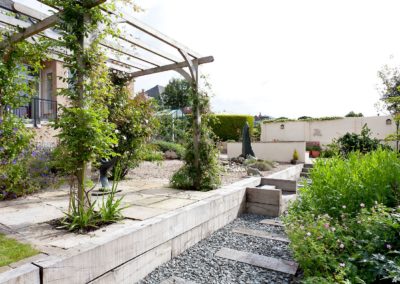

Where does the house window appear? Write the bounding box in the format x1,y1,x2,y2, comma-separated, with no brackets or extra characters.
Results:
386,119,392,125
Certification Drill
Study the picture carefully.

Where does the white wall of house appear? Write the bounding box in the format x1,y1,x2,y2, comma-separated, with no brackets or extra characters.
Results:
261,116,396,146
227,142,307,162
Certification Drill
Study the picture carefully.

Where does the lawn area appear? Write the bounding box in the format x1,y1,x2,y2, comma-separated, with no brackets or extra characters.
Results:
0,234,38,267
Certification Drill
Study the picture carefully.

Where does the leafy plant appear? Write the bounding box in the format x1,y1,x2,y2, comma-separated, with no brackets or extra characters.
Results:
153,140,186,159
98,165,125,223
245,160,273,171
291,149,400,219
108,78,159,178
171,86,221,191
337,124,382,156
292,149,299,160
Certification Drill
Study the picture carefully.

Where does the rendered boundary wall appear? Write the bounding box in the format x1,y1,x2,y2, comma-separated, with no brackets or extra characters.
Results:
227,142,306,163
261,115,396,146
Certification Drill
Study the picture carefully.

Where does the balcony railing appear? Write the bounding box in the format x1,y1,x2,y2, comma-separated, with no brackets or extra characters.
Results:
12,97,57,126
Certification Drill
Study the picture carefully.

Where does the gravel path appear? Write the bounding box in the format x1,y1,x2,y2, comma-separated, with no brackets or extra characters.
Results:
127,160,292,186
138,214,295,284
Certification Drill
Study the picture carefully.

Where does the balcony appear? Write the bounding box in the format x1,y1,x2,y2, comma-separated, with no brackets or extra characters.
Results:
12,97,57,126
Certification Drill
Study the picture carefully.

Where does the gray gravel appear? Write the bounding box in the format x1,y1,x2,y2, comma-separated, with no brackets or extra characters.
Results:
138,214,295,284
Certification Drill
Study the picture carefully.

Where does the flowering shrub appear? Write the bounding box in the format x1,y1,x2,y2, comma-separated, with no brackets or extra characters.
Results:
0,145,55,199
284,205,400,283
284,149,400,283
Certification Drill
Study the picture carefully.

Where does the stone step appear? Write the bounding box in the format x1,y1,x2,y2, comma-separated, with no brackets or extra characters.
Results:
259,219,283,227
300,172,309,178
215,247,298,275
303,164,313,169
301,167,310,173
258,185,276,190
232,227,290,243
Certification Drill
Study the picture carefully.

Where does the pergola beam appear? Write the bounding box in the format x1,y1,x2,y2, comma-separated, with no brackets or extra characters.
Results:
112,8,201,59
129,56,213,78
0,0,105,49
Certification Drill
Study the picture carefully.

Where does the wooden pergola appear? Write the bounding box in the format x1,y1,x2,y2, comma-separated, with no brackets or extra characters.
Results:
0,0,213,84
0,0,213,191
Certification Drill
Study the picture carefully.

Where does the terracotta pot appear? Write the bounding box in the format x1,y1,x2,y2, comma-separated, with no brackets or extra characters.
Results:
310,150,320,158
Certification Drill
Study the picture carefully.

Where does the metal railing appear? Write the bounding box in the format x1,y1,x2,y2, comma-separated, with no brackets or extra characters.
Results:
12,97,57,126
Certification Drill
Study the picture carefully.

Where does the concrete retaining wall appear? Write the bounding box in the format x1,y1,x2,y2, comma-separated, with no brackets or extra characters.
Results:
31,177,260,284
0,165,303,283
227,142,306,163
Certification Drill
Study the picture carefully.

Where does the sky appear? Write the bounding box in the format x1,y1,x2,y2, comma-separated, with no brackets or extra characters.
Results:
130,0,400,118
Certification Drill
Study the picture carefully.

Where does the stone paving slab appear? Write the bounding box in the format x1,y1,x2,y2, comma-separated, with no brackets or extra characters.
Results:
232,227,289,243
130,195,170,206
139,188,183,196
148,198,197,210
259,219,284,226
215,247,298,275
0,203,64,229
122,205,167,220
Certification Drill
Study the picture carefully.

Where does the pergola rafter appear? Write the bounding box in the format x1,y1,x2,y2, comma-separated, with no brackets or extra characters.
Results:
0,0,213,81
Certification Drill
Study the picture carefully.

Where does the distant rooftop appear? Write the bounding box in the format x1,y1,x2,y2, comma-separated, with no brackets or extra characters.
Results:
145,85,165,100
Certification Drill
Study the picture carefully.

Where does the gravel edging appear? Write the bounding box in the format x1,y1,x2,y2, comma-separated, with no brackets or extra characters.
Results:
138,214,295,284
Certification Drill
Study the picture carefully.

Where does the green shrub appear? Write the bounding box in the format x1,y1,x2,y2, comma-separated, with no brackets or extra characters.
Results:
293,149,399,218
153,140,186,159
244,159,274,171
337,124,382,156
209,115,254,141
284,149,400,283
139,145,164,162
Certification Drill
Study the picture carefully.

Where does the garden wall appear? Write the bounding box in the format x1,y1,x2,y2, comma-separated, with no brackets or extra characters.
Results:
227,142,307,163
22,178,260,284
261,115,396,146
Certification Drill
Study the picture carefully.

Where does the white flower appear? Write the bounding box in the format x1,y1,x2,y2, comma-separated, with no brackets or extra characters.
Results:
342,205,346,209
339,263,345,267
331,227,336,232
306,232,311,236
387,244,392,250
339,243,345,249
360,203,365,208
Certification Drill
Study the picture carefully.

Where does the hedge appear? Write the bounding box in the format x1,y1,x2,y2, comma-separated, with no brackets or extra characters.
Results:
210,115,254,141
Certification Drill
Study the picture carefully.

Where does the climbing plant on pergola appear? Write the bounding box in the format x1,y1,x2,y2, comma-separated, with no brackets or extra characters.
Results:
0,0,214,203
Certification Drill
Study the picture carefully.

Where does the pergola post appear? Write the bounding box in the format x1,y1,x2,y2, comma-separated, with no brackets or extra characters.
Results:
76,13,91,207
177,49,201,190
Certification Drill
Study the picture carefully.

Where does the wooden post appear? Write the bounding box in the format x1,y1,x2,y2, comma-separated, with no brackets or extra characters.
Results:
76,13,91,207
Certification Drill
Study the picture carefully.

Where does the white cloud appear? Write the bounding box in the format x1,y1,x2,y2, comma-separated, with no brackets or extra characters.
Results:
133,0,400,117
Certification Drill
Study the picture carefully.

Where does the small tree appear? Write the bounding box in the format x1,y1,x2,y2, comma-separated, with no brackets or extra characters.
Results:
378,65,400,151
171,83,221,191
108,74,159,178
162,78,191,110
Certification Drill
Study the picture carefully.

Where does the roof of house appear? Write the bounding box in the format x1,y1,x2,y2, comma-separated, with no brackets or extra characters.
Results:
145,85,165,99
